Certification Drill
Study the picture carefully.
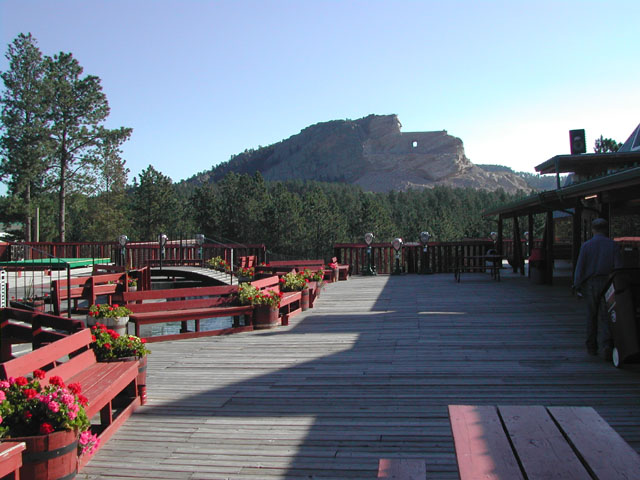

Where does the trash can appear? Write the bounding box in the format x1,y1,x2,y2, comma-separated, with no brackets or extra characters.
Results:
528,248,545,284
603,268,640,367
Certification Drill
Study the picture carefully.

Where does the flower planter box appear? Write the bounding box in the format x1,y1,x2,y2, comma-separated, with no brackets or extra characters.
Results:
7,429,78,480
254,306,280,329
301,289,310,311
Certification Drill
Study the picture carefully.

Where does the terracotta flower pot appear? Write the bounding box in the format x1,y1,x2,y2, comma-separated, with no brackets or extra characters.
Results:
6,429,78,480
253,305,280,329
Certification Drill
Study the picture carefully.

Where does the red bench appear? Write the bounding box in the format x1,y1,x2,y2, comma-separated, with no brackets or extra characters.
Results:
251,276,303,326
0,442,26,480
0,329,140,470
51,272,129,316
1,307,85,361
449,405,640,480
255,260,325,278
123,285,254,342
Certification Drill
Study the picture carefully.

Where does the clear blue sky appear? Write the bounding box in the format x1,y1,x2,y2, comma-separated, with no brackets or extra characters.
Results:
1,0,639,184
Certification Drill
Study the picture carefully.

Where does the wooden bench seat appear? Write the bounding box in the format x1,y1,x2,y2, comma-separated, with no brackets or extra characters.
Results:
449,404,640,480
123,285,254,342
454,255,502,282
251,275,303,326
1,307,85,361
51,272,129,316
0,441,26,480
0,329,140,470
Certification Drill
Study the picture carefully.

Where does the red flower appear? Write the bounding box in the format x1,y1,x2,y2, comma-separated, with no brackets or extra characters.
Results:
77,394,88,406
15,377,28,386
39,422,54,434
23,410,33,419
140,338,147,344
49,376,65,387
33,369,46,380
24,388,38,399
104,343,111,350
91,335,97,341
68,383,82,394
113,304,120,308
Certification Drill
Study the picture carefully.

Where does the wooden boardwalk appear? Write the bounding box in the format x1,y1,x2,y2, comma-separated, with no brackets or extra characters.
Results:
80,273,640,480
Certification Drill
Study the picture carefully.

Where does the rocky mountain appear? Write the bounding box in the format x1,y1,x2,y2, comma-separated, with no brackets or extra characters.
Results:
187,114,531,193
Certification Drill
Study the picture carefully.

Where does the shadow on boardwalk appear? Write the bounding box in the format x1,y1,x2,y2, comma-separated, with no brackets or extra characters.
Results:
81,274,640,480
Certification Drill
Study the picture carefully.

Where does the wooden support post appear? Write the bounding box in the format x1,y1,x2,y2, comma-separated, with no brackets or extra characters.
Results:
497,215,504,255
513,216,522,274
528,213,534,278
572,203,583,280
545,210,554,285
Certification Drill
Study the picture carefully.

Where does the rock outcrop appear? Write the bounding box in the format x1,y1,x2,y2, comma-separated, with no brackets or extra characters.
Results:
197,114,531,193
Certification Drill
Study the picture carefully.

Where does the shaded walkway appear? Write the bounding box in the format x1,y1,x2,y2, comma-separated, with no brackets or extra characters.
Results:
80,273,640,480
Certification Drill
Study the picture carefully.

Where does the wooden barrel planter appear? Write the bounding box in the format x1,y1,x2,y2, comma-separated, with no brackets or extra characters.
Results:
301,289,310,311
9,429,78,480
253,306,279,329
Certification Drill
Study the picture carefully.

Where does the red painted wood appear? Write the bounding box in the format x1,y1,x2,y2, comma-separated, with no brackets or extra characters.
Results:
0,442,25,479
448,405,524,480
0,329,94,379
377,458,426,479
499,405,591,480
548,406,640,480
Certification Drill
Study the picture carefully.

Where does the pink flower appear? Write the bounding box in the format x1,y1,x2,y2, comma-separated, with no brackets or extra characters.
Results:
68,410,77,420
47,401,60,413
61,394,75,405
0,381,9,389
0,391,5,401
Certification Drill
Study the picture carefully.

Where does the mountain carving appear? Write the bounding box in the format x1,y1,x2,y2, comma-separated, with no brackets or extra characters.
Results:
191,114,530,193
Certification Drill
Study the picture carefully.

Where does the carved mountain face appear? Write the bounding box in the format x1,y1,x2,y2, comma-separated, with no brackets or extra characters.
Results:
202,114,531,193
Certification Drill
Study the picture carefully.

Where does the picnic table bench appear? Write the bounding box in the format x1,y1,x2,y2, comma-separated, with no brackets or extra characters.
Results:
123,285,254,342
449,404,640,479
454,254,502,282
251,275,303,326
0,328,140,469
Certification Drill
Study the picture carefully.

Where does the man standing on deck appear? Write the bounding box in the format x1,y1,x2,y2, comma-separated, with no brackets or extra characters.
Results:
573,218,622,359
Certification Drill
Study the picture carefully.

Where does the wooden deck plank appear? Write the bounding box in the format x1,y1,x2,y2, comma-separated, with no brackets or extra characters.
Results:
79,273,640,480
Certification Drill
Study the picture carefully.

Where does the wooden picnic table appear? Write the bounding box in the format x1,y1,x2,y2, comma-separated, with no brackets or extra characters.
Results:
454,254,503,282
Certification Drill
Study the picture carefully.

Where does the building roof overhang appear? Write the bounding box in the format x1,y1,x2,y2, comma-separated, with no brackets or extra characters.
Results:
484,166,640,218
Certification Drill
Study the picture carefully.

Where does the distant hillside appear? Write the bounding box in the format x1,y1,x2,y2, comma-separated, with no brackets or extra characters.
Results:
185,114,532,194
477,164,559,191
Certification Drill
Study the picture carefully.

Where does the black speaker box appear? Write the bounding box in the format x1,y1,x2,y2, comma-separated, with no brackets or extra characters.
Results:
570,129,586,154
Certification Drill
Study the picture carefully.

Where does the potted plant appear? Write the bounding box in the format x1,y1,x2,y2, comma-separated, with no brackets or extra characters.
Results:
280,271,311,310
89,323,151,403
238,283,282,329
235,266,255,282
0,372,94,479
301,268,324,304
87,303,132,336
